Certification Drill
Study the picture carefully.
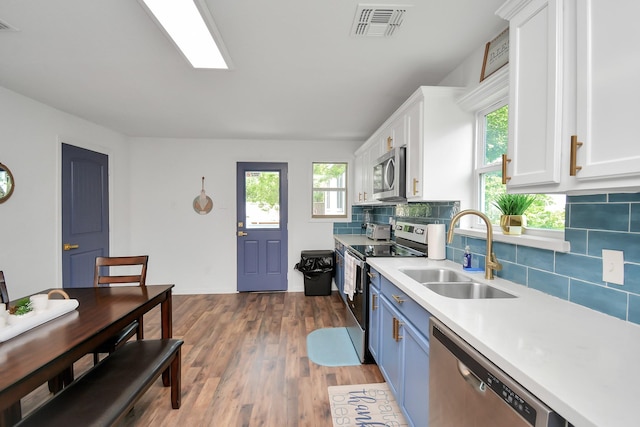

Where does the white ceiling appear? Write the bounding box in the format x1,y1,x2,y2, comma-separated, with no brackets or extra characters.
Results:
0,0,506,141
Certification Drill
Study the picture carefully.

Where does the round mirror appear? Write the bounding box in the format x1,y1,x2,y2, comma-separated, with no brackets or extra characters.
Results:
0,162,15,204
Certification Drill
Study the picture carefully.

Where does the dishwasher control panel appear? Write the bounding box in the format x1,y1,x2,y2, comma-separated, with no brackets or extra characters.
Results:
486,372,536,425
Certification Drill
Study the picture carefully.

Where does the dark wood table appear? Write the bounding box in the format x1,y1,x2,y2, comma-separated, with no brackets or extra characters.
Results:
0,284,174,426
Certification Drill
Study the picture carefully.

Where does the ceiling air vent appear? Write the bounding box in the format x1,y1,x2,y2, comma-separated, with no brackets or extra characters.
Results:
351,4,410,37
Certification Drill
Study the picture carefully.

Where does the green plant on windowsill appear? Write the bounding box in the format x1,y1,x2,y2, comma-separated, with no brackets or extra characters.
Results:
492,194,537,235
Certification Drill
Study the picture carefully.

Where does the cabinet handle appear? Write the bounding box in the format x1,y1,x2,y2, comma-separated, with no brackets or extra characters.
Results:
358,192,363,202
412,178,419,196
392,317,397,340
371,294,378,311
367,271,377,279
363,192,367,201
393,317,403,342
570,135,583,176
387,136,393,151
501,154,511,184
392,294,405,304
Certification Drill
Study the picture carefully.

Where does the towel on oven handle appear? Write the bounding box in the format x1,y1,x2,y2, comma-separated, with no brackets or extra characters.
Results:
344,251,358,300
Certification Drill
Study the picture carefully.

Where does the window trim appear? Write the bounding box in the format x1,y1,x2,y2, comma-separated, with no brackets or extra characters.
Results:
459,66,569,252
473,99,508,230
311,161,348,219
451,226,570,252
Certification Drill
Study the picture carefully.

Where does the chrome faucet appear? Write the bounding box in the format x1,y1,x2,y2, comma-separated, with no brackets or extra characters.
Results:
447,209,502,280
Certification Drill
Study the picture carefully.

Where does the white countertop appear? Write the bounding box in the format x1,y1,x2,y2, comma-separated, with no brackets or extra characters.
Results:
364,256,640,427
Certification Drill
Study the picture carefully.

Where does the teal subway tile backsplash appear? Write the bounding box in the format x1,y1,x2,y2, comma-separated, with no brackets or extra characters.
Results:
498,261,527,284
588,231,640,262
555,253,604,285
564,228,587,254
528,269,569,299
335,193,640,326
493,242,517,262
609,193,640,202
628,295,640,323
632,205,640,232
517,246,554,272
569,203,629,231
623,263,640,294
569,279,628,320
567,194,607,203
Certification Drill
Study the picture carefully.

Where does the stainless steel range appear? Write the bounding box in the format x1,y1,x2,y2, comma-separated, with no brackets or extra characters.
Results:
343,221,429,363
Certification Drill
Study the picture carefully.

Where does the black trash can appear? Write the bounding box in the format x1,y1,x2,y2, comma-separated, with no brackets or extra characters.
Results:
294,250,334,296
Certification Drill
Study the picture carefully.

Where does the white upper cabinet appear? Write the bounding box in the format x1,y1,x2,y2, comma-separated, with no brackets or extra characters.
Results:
353,140,383,204
405,87,473,205
498,0,640,193
353,150,366,204
573,1,640,182
405,99,423,199
499,0,563,189
354,86,472,206
380,115,406,153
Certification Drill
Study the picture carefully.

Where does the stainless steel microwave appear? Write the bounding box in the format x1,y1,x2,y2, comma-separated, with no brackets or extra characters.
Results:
372,146,406,202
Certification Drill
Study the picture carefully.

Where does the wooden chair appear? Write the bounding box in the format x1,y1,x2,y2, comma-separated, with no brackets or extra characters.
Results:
92,255,149,364
0,270,8,309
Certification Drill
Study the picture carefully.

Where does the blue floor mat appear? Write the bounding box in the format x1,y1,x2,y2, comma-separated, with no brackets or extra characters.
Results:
307,327,360,367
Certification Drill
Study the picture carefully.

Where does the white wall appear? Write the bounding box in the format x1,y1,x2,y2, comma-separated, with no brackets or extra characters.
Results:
0,87,132,299
0,85,358,297
439,45,487,88
128,137,359,294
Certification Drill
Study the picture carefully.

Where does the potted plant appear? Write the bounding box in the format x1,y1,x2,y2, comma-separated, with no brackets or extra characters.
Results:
491,194,537,235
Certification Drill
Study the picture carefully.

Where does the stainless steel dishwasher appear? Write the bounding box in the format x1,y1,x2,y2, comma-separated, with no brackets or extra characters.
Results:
429,318,567,427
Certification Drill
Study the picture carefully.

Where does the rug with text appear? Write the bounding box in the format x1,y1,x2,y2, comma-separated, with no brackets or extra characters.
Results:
327,382,409,427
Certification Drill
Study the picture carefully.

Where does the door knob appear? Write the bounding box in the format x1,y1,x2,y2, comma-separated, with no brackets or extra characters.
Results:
63,243,79,251
237,231,248,237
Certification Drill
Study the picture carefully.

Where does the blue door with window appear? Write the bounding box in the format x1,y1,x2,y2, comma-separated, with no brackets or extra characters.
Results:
236,162,288,292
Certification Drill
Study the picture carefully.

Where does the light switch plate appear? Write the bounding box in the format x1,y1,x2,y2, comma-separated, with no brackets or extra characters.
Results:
602,249,624,285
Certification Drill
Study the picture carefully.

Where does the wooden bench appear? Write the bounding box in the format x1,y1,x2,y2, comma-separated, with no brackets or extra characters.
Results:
16,339,183,427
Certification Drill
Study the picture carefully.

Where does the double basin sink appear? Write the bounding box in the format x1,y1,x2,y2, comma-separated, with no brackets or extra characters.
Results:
399,268,516,299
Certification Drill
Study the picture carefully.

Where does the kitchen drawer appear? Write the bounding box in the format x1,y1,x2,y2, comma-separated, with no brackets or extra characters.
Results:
368,266,382,290
380,276,431,336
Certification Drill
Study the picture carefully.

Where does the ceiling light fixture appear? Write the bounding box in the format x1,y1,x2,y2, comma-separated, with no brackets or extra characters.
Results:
139,0,229,69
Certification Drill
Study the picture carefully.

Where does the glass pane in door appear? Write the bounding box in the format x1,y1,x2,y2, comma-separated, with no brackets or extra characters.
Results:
244,171,280,229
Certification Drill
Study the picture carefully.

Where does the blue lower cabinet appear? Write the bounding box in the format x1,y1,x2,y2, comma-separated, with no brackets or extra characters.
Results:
379,297,403,397
371,274,431,427
369,266,382,289
368,285,381,361
402,323,430,427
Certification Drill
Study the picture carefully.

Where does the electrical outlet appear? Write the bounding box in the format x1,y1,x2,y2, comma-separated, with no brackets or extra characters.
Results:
602,249,624,285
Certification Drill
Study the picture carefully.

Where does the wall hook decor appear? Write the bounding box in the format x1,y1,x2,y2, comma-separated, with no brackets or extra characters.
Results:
193,176,213,215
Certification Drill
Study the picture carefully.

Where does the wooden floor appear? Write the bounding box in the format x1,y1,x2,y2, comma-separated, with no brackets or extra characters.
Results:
21,291,384,426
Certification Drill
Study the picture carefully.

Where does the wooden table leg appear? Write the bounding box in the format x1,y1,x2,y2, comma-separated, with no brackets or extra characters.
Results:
0,402,21,427
161,290,173,386
47,365,75,394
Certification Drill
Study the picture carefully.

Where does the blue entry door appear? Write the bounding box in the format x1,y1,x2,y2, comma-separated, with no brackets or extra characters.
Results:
236,162,288,292
61,144,109,287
